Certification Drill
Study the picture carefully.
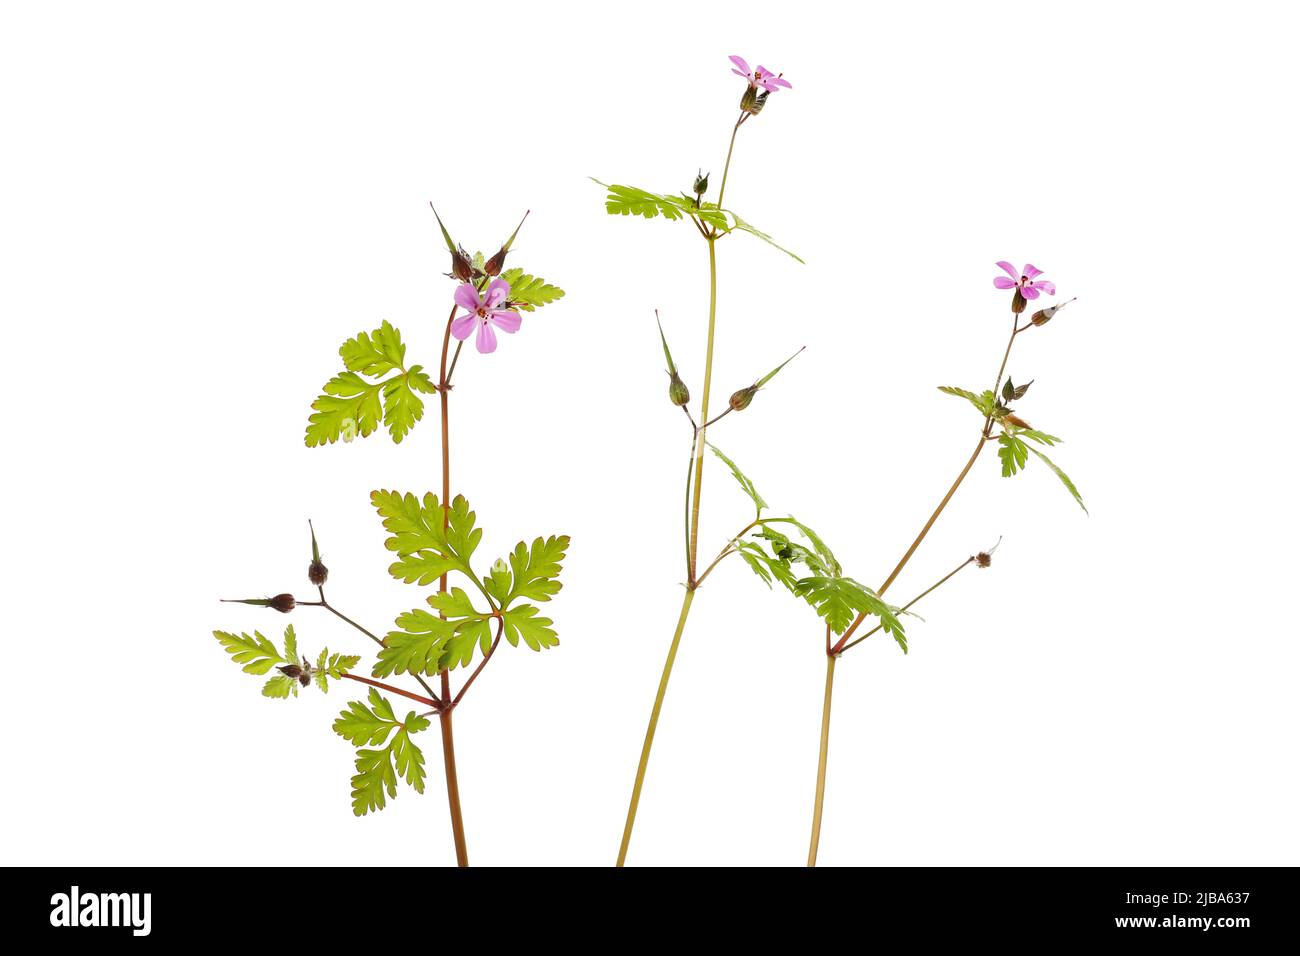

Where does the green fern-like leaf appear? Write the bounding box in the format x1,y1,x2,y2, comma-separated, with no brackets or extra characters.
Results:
333,689,432,816
306,322,434,446
938,386,996,417
499,268,565,311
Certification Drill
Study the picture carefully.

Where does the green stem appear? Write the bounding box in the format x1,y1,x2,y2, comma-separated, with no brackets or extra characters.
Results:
687,238,718,579
715,115,743,210
619,113,738,866
829,313,1019,653
839,556,974,654
617,587,696,867
807,652,836,867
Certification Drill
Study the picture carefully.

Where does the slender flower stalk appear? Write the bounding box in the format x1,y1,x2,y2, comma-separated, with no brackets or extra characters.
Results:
212,204,567,866
602,55,800,866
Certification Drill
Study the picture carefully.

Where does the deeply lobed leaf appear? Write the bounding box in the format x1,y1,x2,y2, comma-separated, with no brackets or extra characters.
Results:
306,323,432,446
499,267,565,311
500,535,569,606
501,604,558,651
334,689,431,815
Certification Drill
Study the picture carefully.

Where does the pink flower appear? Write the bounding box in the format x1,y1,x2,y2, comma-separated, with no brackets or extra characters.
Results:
729,55,792,92
452,279,521,354
994,262,1057,300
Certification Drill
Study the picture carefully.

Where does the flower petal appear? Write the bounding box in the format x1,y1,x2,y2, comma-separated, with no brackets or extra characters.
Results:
769,75,792,90
454,283,480,311
1032,280,1056,295
993,276,1017,289
451,313,476,340
1021,285,1040,300
729,55,750,74
995,261,1019,279
1022,264,1043,280
490,309,521,333
484,278,510,309
476,320,498,354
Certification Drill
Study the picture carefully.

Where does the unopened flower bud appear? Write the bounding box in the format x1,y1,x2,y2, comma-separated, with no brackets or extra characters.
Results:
693,170,709,195
668,370,690,406
729,385,759,411
279,662,310,686
1002,413,1032,430
975,552,992,569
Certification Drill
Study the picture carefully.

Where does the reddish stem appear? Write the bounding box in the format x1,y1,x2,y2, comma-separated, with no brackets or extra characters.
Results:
452,619,503,709
341,673,440,710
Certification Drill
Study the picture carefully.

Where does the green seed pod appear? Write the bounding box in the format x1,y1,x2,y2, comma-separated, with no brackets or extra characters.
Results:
668,370,690,406
307,520,328,586
221,594,296,613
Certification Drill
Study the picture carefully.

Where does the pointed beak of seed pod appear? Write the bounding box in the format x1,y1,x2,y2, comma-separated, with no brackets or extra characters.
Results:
485,210,530,277
1031,297,1077,326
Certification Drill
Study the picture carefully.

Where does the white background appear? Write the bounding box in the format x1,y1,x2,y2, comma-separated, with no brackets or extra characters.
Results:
3,0,1297,867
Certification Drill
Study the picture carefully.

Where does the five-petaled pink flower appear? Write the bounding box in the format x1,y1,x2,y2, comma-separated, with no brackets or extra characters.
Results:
452,279,521,354
994,262,1056,300
729,55,792,92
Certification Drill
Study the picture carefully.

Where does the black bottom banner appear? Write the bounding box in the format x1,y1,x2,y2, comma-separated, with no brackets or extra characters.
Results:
12,866,1293,944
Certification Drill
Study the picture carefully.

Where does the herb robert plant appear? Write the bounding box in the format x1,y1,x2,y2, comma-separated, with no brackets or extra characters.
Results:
213,206,566,867
596,54,808,866
597,58,1086,866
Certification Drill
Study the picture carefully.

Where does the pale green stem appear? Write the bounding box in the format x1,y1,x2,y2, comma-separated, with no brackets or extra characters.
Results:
618,113,738,866
616,588,695,867
807,654,836,867
715,117,742,210
687,238,719,579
